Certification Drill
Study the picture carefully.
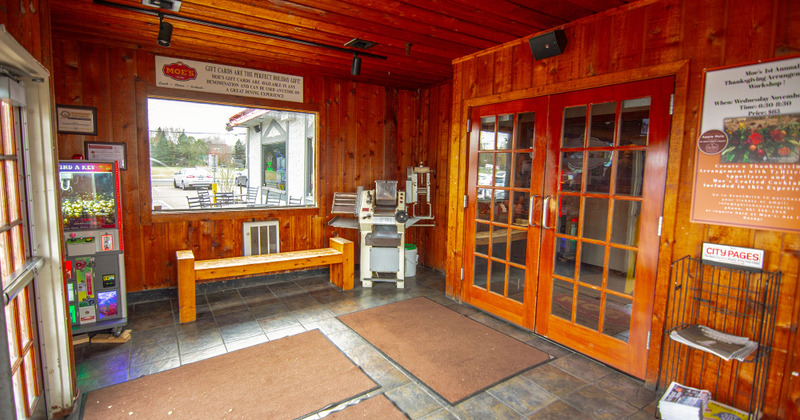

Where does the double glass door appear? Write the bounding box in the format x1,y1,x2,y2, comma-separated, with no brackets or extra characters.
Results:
464,77,673,377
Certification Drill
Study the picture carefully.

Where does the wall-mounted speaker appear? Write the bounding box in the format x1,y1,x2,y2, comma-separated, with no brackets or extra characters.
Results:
528,30,567,60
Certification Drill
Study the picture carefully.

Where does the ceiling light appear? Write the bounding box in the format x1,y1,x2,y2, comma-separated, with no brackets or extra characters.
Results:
157,14,173,47
351,54,361,76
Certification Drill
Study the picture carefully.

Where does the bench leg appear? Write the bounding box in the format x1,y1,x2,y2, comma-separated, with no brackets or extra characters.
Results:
177,253,197,323
329,237,354,290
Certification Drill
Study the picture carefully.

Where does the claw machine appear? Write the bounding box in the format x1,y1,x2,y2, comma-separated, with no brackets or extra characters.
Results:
59,160,127,335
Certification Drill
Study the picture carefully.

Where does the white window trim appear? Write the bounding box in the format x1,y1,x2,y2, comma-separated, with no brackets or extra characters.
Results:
0,25,75,418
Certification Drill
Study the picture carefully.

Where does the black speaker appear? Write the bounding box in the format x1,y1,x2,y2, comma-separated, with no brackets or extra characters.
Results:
528,30,567,60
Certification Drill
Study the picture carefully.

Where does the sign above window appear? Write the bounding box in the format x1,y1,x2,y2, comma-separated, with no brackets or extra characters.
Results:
155,56,303,103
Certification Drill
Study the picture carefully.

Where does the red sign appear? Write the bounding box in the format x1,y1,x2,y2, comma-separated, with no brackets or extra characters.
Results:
162,61,197,81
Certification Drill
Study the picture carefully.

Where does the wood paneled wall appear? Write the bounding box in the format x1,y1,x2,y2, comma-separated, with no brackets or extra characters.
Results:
445,0,800,417
51,40,451,293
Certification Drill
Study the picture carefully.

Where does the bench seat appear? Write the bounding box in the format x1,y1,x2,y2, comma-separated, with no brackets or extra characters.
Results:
177,237,353,323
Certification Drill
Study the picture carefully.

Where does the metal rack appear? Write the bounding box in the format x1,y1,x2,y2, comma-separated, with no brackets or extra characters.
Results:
660,256,780,418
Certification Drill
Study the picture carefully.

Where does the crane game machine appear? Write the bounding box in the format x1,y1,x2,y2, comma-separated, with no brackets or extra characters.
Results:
59,161,127,335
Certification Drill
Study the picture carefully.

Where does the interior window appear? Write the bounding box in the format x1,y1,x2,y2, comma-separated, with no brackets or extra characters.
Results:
148,98,316,211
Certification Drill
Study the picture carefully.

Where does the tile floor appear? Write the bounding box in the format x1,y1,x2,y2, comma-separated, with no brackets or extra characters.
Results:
70,267,660,419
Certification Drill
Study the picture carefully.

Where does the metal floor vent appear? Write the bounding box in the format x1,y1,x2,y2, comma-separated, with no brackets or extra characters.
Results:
243,221,280,256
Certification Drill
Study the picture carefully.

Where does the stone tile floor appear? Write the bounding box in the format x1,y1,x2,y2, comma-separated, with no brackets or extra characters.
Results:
70,267,660,419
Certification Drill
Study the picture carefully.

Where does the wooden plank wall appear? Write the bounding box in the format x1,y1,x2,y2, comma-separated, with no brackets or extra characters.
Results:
51,40,451,294
445,0,800,417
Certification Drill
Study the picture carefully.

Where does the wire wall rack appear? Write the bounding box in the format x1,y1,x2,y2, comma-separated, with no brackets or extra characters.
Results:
659,255,781,419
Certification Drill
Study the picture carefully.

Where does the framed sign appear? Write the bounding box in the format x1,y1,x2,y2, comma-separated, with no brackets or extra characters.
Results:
85,141,127,170
56,105,97,135
690,55,800,233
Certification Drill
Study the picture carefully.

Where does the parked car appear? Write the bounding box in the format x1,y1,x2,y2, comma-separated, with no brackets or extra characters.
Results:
173,168,212,189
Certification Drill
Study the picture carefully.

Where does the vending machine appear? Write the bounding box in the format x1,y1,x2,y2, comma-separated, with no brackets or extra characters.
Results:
59,160,127,335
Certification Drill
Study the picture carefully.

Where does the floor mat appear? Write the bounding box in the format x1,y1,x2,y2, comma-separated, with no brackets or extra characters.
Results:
338,297,550,404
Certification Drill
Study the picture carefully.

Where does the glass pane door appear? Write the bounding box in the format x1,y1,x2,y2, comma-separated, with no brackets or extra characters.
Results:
465,98,547,329
537,77,673,378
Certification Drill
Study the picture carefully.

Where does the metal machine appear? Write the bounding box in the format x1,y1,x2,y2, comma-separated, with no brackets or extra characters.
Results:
59,161,128,335
329,165,434,288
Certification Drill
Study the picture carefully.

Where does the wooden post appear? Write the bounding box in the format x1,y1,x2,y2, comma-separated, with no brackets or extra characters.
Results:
176,250,197,323
329,237,354,290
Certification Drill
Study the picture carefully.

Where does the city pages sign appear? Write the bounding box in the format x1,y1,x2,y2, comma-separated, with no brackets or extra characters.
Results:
155,56,303,103
690,55,800,233
701,242,764,272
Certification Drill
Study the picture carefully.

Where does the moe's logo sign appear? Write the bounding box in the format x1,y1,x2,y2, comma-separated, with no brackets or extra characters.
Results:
162,61,197,81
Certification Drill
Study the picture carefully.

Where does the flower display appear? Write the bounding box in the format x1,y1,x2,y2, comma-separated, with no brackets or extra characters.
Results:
721,115,800,164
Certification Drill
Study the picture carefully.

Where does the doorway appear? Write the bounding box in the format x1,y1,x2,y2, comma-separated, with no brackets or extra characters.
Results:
464,77,674,377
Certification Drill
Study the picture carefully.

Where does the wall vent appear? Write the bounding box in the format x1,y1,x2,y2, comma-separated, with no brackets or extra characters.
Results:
243,221,280,256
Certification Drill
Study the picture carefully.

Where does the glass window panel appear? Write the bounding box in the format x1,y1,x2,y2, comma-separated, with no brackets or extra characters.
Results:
619,98,651,146
575,286,601,330
579,242,605,288
489,261,505,296
477,153,494,186
6,304,19,363
616,150,646,197
17,292,31,347
582,197,609,241
589,102,617,147
25,352,37,413
479,116,496,150
603,296,632,342
473,255,488,289
611,200,641,246
13,370,24,419
1,233,10,286
551,279,573,321
560,151,583,192
495,152,510,188
474,222,490,254
493,196,510,225
477,194,491,221
586,151,613,194
497,114,513,150
554,238,577,279
515,112,535,149
12,225,24,270
509,226,527,266
562,106,586,148
6,160,20,222
556,195,581,235
148,98,317,211
508,265,526,303
607,247,637,296
511,191,530,227
491,226,508,260
512,152,532,188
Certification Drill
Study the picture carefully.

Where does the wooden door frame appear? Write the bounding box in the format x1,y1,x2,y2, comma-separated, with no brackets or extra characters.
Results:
446,60,691,386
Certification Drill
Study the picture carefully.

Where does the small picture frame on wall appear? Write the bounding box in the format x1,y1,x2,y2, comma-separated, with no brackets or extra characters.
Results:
56,105,98,135
85,141,127,170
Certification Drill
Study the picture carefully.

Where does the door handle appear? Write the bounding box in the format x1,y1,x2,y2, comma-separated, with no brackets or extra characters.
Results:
542,195,552,230
528,194,539,227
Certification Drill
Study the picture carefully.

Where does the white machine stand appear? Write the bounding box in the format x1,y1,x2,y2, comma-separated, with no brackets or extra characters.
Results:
329,166,434,288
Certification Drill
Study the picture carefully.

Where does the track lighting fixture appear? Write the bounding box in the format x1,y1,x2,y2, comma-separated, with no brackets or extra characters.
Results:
157,13,173,47
95,0,387,75
351,54,362,76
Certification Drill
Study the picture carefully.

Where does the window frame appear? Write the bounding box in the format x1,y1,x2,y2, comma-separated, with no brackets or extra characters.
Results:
144,92,320,219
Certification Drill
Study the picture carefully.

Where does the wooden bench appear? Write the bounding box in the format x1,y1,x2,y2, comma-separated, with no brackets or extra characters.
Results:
176,237,354,323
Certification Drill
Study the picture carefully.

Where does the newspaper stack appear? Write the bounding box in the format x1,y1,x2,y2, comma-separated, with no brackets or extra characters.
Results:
659,381,711,420
670,325,758,361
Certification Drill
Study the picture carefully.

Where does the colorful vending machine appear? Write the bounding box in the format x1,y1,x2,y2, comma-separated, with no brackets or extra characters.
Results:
59,160,127,335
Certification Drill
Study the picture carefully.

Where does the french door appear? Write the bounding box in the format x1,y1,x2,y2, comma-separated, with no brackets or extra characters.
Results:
464,77,673,377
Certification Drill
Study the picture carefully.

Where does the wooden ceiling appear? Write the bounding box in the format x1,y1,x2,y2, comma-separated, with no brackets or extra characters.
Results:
50,0,633,89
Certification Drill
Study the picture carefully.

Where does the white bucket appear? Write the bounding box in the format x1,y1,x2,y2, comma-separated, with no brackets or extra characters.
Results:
404,244,418,277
